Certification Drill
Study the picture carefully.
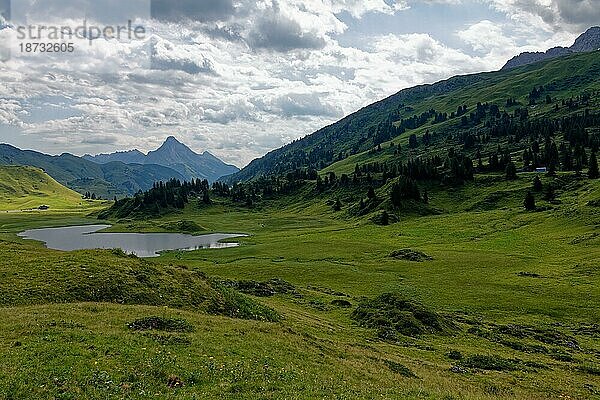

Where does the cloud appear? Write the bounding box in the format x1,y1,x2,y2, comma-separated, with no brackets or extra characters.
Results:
328,0,405,18
486,0,600,32
457,20,512,53
0,99,23,125
151,38,218,74
10,0,151,25
150,0,236,23
267,92,344,117
81,133,119,144
247,2,326,52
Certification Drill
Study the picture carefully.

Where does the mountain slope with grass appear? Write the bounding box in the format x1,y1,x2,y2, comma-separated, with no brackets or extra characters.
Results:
0,165,90,211
224,51,600,184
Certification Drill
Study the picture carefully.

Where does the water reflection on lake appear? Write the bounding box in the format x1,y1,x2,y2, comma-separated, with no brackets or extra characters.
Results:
18,225,246,257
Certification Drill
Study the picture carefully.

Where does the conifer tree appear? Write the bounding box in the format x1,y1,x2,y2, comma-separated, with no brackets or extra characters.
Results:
532,176,543,192
505,161,518,180
524,191,536,211
367,186,376,200
333,198,342,211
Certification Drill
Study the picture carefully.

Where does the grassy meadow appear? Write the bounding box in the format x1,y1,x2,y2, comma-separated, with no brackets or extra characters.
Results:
0,169,598,399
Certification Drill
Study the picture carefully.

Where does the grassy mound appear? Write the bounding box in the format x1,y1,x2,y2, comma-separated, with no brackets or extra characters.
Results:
389,249,433,262
352,293,455,339
220,278,299,297
127,316,195,332
159,220,206,233
384,360,417,378
0,241,278,322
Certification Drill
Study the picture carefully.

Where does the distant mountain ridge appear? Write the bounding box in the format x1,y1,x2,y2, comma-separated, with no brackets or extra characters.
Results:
85,149,146,164
502,26,600,70
84,136,239,182
0,143,187,198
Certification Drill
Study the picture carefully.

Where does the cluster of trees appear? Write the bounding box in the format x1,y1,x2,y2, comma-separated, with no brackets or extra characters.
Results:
408,130,435,149
103,178,211,217
555,93,593,111
352,148,475,188
528,86,547,105
83,191,98,200
390,176,422,205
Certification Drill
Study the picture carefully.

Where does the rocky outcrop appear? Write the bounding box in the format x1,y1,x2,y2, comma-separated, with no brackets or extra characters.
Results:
502,26,600,70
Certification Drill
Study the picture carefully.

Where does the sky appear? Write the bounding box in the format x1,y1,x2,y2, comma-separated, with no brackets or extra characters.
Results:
0,0,597,167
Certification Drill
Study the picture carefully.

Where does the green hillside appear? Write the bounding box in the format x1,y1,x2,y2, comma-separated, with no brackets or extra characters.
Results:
0,166,97,211
227,51,600,182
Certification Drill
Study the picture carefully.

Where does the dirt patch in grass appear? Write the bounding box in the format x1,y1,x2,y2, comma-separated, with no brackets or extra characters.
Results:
352,293,455,339
389,249,433,262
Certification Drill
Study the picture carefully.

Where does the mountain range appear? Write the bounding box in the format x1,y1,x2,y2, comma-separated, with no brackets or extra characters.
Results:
0,143,186,198
0,137,237,198
502,26,600,70
83,136,239,183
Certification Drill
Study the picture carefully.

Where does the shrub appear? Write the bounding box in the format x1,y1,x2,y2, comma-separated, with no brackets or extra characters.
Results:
127,316,195,332
460,355,520,371
208,285,280,322
221,278,298,297
505,162,518,180
447,350,463,360
578,364,600,376
524,191,536,211
352,293,454,338
389,249,433,262
384,360,417,377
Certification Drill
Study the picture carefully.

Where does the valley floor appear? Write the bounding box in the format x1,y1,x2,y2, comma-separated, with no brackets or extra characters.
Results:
0,174,599,399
